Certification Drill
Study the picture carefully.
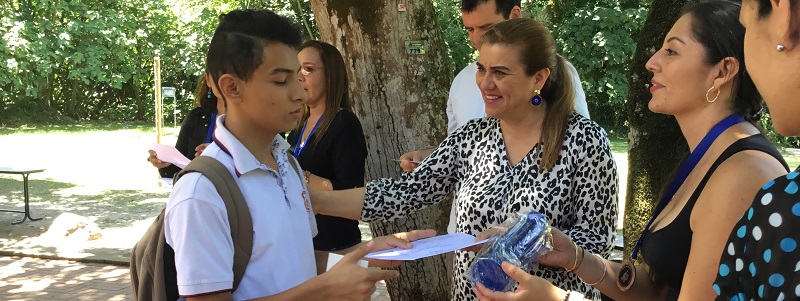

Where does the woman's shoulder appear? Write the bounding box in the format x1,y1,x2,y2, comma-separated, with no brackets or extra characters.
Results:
446,117,498,141
565,112,610,148
181,106,214,128
185,106,214,120
712,134,787,175
697,137,789,206
192,105,214,115
333,109,362,123
460,117,497,131
329,109,364,132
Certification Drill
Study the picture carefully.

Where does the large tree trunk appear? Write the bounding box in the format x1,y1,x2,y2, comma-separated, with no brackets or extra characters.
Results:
623,0,689,258
132,74,146,121
310,1,453,300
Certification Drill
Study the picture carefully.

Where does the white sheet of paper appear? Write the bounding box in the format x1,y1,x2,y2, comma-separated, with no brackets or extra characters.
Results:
326,253,368,271
153,144,191,169
364,233,490,261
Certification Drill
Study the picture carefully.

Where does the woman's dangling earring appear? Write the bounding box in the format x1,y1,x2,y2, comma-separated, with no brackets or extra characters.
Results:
530,90,543,106
207,90,212,99
705,86,720,103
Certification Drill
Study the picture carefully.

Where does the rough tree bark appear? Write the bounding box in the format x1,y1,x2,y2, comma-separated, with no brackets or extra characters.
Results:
310,1,453,300
624,0,689,258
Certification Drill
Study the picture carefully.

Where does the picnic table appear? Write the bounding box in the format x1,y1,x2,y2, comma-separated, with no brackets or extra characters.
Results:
0,167,45,224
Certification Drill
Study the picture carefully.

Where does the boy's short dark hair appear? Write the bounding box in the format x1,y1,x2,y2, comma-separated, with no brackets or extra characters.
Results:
460,0,521,18
205,10,302,88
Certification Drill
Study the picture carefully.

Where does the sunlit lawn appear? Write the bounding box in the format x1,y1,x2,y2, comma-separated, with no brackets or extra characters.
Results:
0,122,180,197
0,123,796,241
0,122,182,260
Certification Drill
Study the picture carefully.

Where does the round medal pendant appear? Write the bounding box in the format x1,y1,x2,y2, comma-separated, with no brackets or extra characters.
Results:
617,260,636,291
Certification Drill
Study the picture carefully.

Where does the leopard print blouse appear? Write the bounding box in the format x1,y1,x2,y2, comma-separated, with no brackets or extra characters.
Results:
362,113,618,301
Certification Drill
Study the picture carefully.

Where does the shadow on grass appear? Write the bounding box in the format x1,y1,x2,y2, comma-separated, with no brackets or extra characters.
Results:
0,177,169,263
0,177,168,224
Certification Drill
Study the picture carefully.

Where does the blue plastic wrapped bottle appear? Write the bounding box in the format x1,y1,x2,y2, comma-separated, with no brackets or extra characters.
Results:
469,211,553,292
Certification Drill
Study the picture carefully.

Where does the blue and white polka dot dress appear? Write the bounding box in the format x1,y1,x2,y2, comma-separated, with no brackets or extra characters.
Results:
714,170,800,300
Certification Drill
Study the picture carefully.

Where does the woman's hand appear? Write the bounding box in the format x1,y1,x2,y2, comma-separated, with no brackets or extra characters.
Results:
365,229,437,268
194,143,210,157
537,228,579,270
463,226,506,253
147,150,171,169
398,150,424,171
473,262,567,301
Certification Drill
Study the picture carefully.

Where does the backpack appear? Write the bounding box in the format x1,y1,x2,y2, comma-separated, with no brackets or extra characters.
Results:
130,152,304,301
129,156,251,301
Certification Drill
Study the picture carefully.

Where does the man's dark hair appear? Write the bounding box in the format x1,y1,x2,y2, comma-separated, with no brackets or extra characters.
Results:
460,0,521,18
205,9,302,100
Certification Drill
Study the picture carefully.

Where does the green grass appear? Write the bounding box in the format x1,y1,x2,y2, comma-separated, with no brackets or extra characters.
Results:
0,123,796,231
780,150,800,169
0,122,181,218
609,136,800,168
609,136,628,154
0,121,156,135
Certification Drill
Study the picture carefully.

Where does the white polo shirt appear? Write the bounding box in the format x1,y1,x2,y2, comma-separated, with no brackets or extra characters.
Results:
165,114,317,300
444,60,591,233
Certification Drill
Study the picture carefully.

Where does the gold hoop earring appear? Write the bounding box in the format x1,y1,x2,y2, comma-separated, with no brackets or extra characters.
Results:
706,86,720,103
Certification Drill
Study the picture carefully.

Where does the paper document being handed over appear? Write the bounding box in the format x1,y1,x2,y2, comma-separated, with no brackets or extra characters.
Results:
153,144,191,169
365,233,490,261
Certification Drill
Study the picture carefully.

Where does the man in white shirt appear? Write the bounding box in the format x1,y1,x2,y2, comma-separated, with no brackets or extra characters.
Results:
166,10,434,301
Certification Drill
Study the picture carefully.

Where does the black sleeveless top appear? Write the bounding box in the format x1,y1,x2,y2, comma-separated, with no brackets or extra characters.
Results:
640,134,788,300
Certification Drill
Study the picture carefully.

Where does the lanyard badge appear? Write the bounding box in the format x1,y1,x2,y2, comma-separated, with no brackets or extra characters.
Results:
618,114,744,291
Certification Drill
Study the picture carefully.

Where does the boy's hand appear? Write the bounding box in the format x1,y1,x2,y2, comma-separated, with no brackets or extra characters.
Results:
321,241,400,301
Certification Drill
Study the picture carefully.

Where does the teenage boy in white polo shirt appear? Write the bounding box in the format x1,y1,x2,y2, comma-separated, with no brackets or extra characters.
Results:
165,10,434,301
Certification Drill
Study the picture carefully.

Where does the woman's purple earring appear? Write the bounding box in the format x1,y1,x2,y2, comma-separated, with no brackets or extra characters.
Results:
530,90,543,106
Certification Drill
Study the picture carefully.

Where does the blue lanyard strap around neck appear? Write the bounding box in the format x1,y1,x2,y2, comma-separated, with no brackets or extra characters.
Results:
631,114,745,260
205,112,217,144
293,114,324,157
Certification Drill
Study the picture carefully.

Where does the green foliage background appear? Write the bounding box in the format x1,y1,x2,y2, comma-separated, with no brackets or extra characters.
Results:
2,0,796,146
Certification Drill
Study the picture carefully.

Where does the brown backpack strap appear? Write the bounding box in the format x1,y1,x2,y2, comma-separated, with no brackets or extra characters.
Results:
175,156,252,292
285,149,304,184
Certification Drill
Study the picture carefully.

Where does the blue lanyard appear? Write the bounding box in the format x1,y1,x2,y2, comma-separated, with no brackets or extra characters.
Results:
293,114,324,157
631,114,745,259
205,112,217,144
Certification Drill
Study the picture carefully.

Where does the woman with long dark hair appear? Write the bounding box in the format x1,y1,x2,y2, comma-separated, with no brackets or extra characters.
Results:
286,40,368,274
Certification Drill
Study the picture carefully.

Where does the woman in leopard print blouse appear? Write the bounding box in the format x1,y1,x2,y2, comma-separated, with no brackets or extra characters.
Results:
313,18,618,301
